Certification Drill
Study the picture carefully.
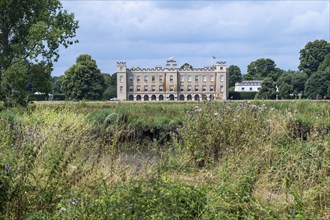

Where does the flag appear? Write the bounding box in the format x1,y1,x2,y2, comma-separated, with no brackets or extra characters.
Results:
212,56,216,59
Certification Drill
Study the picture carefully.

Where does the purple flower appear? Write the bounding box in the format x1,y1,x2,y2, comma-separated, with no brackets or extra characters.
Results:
35,133,40,139
10,143,14,147
5,164,9,172
69,199,75,205
27,129,34,135
218,120,221,127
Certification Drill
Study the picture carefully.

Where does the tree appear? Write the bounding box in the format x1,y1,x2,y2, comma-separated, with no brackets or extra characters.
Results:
304,71,330,99
0,0,78,106
277,70,307,99
61,54,105,100
228,65,242,88
51,75,64,94
102,73,117,100
298,39,330,77
318,53,330,73
256,78,276,99
243,58,282,81
27,64,52,94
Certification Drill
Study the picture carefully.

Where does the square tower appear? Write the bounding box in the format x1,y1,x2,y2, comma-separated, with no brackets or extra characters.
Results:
215,61,228,100
117,62,127,100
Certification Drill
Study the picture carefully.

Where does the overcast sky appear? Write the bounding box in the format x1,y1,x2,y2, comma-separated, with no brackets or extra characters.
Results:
53,0,330,76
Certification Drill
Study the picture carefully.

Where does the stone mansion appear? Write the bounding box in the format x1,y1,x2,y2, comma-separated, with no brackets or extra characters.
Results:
116,59,228,101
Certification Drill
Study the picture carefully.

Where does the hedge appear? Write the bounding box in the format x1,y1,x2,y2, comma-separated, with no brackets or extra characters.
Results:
229,91,258,100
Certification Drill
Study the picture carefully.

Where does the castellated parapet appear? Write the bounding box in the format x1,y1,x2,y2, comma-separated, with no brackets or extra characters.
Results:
117,59,228,101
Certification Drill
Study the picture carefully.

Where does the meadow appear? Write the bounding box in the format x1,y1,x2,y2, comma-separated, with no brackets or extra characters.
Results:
0,100,329,219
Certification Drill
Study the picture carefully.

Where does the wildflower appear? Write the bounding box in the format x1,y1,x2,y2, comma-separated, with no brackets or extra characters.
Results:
59,207,66,213
10,143,14,147
214,112,219,116
35,133,40,139
218,120,221,127
5,164,9,172
69,199,75,205
26,129,33,135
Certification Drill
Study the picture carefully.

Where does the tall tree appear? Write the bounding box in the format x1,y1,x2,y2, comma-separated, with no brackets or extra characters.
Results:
304,71,330,99
243,58,282,81
277,70,307,99
51,75,64,94
61,54,105,100
318,53,330,73
228,65,242,88
102,73,117,100
256,78,276,99
0,0,78,106
298,39,330,77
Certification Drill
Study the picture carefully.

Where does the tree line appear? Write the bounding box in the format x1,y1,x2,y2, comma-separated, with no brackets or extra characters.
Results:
0,0,329,106
228,39,330,99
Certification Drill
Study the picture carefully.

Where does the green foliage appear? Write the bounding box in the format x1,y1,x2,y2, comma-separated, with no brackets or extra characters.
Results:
51,75,64,94
243,58,283,81
304,71,330,99
228,65,242,88
229,91,257,100
0,0,78,106
61,54,105,100
318,52,330,73
256,78,276,99
102,73,117,99
298,39,330,77
277,71,307,99
0,101,329,219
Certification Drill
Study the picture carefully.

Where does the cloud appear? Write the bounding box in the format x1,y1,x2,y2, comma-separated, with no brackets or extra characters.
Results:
53,0,330,76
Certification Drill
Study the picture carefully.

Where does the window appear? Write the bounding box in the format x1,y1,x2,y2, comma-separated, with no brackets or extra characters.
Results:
180,85,184,91
152,85,156,91
241,87,245,91
202,85,207,91
144,75,148,82
220,67,223,70
188,75,192,82
169,85,174,91
220,85,224,92
195,75,199,82
220,75,224,82
120,76,124,83
170,75,174,82
129,76,133,82
187,85,192,91
159,75,163,82
159,85,163,91
144,85,148,91
120,86,123,93
152,75,155,82
210,85,214,91
250,87,253,91
137,85,141,91
210,75,214,82
137,75,141,82
180,75,184,82
203,75,206,82
195,85,199,91
129,85,133,92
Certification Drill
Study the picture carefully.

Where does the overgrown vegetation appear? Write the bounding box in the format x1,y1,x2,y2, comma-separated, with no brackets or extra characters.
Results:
0,101,329,219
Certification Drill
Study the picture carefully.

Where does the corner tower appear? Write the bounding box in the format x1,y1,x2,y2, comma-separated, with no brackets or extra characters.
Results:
215,61,228,100
117,62,127,101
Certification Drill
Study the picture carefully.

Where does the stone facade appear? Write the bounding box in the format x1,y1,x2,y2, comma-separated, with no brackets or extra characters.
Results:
234,80,262,92
117,59,228,101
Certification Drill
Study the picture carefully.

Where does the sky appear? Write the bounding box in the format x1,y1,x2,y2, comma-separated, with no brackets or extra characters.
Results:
53,0,330,76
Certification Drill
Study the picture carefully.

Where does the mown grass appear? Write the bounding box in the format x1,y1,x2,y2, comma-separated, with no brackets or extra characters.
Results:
0,100,329,219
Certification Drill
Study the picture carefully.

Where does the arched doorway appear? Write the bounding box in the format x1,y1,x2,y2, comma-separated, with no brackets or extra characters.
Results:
128,95,134,101
194,94,200,101
159,95,164,101
179,94,184,101
136,95,141,101
187,94,192,101
169,94,175,100
209,94,214,101
151,95,156,101
144,95,149,101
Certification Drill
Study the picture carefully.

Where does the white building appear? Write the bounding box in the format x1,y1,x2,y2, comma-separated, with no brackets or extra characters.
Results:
234,80,262,92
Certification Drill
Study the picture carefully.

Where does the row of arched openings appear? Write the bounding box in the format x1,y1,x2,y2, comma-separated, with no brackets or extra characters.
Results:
128,94,214,101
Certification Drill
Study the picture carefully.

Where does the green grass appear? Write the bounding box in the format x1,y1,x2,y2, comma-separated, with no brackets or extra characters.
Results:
0,100,329,219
